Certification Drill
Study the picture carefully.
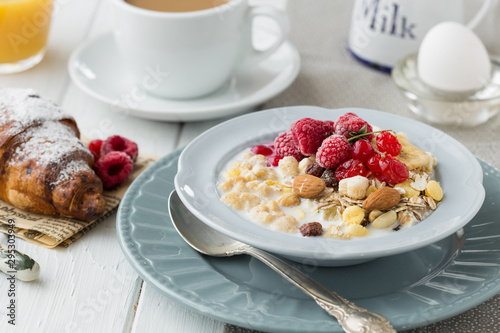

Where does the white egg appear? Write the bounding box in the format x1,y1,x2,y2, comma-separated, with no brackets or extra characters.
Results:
417,21,491,93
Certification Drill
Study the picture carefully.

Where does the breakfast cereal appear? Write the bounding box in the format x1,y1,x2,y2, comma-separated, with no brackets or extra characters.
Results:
218,113,442,239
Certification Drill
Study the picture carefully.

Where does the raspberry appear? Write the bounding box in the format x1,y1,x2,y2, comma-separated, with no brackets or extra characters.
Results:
324,120,335,128
316,135,352,169
274,131,303,161
376,131,402,156
290,118,333,155
334,113,374,141
334,112,359,120
251,145,274,156
94,151,133,189
352,139,375,162
101,135,139,162
88,139,103,161
334,159,369,181
333,113,356,137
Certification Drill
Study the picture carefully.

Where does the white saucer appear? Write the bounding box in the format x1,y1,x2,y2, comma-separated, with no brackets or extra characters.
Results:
68,29,300,122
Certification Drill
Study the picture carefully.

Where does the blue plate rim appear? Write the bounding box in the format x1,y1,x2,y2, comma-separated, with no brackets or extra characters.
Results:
117,147,500,332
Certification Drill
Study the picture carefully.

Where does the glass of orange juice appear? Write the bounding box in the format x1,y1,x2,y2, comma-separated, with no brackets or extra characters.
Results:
0,0,53,74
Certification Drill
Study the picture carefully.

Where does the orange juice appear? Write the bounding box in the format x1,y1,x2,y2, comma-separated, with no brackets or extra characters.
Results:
0,0,53,64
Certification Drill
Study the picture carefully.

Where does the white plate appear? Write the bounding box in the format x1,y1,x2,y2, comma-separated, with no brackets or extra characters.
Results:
174,106,485,266
68,29,300,122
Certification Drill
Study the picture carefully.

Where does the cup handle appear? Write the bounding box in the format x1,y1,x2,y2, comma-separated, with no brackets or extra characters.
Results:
239,5,290,69
466,0,493,30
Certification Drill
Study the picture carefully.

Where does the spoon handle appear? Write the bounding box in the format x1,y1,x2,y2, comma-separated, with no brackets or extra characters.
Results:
243,246,396,333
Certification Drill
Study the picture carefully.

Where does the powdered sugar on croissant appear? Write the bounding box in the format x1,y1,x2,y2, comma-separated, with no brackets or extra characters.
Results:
0,88,105,221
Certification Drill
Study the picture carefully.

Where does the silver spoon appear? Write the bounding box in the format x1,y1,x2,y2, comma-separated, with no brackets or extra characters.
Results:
168,190,396,333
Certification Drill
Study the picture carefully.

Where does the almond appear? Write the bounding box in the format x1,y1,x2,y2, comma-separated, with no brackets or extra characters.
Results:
362,187,401,211
292,174,326,198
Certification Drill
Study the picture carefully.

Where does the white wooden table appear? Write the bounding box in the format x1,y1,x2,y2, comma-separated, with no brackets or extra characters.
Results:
1,1,499,332
0,0,290,333
0,1,285,332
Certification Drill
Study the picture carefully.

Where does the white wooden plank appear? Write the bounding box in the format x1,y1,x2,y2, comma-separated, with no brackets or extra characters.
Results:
0,1,171,333
0,215,143,332
0,0,119,331
60,2,183,333
129,119,224,333
130,118,222,333
131,283,225,333
59,3,182,333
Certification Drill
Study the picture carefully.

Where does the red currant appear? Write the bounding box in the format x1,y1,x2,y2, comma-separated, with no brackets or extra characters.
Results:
376,131,402,156
266,155,281,167
251,145,274,156
367,154,409,185
367,154,383,173
379,156,409,185
372,172,391,184
352,139,375,163
334,159,369,181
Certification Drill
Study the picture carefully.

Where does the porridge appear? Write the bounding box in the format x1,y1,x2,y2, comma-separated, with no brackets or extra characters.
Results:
218,113,443,239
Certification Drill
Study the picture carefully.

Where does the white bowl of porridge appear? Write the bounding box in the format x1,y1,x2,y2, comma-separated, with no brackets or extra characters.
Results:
174,106,484,266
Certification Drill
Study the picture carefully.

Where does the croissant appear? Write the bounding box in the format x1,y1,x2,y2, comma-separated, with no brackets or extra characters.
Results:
0,88,105,221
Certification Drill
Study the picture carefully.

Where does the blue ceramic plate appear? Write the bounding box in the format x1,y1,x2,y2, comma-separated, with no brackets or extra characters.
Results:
174,106,485,266
117,149,500,332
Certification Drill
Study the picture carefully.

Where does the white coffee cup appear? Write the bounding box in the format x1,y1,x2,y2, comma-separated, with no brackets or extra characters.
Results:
111,0,289,99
